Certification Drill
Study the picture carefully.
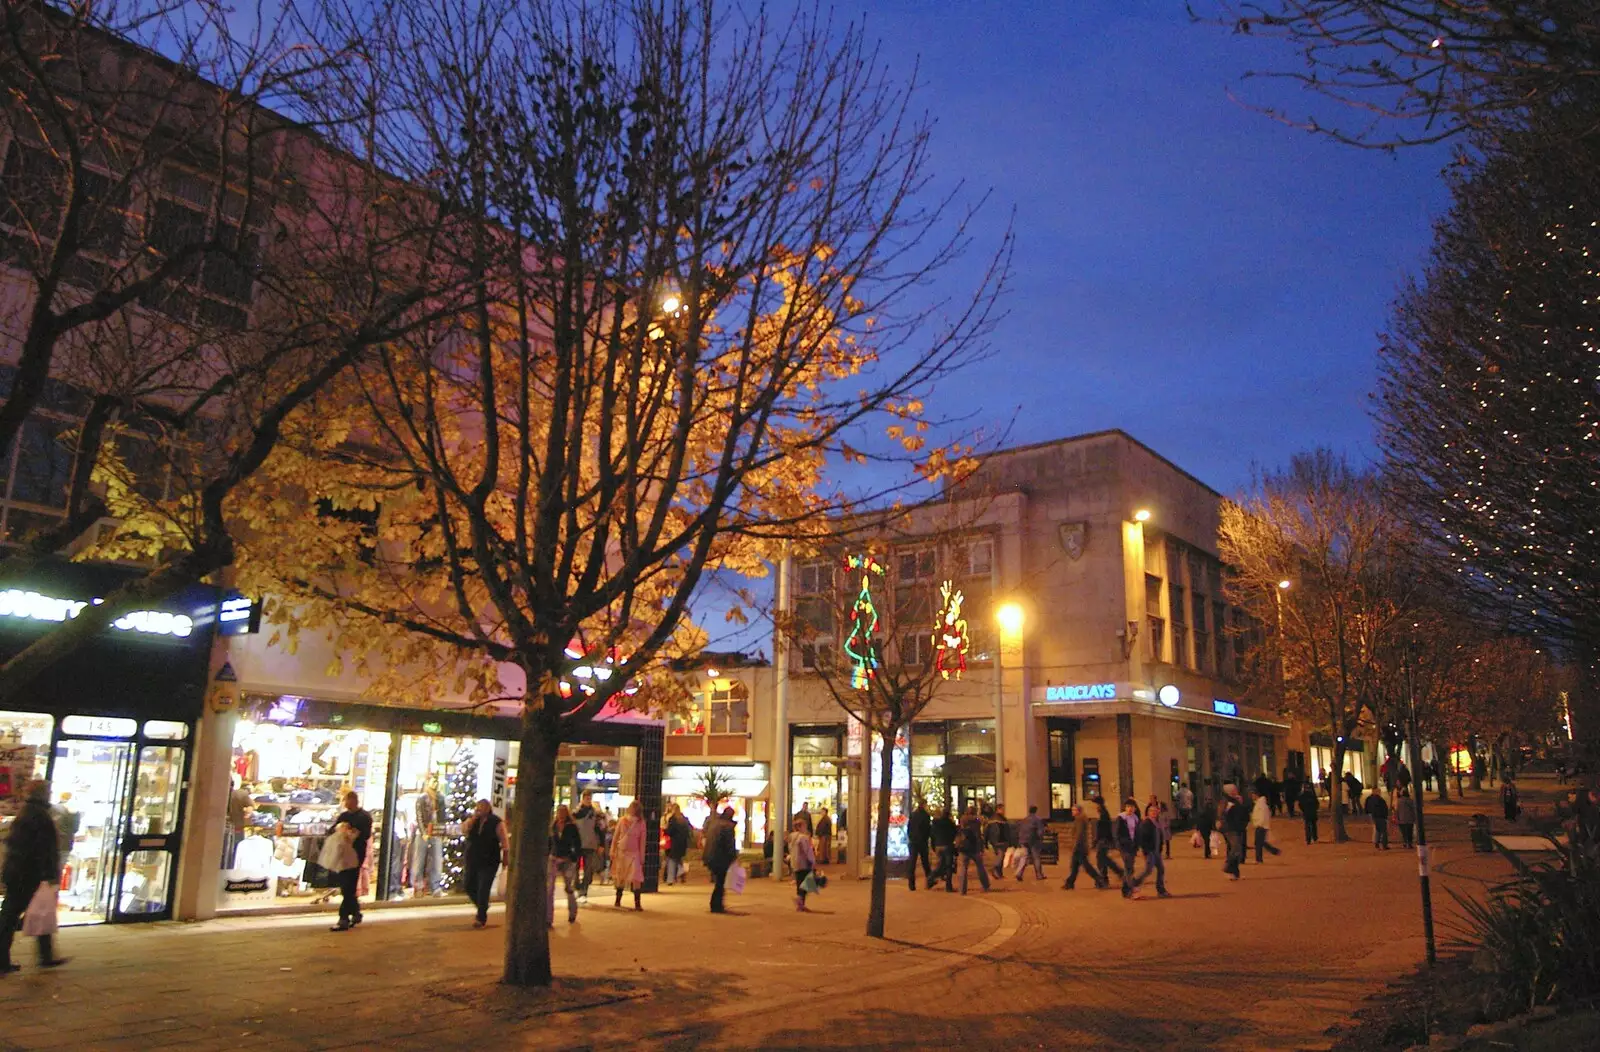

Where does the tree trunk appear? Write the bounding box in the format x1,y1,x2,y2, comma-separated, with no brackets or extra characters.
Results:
865,728,895,939
503,709,558,987
1330,738,1349,842
1431,740,1450,802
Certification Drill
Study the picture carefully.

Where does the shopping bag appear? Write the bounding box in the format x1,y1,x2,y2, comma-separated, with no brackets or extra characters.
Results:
801,871,819,895
1208,831,1223,855
1190,830,1203,849
728,860,747,894
1001,846,1018,870
318,826,358,872
21,882,58,937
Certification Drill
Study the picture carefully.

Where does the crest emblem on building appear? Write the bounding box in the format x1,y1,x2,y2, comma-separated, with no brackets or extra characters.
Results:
1058,521,1087,561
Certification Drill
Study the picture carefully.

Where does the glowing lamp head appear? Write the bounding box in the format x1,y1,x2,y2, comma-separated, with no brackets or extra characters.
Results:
705,668,719,677
996,602,1025,636
660,293,682,314
1133,509,1151,523
1278,579,1292,590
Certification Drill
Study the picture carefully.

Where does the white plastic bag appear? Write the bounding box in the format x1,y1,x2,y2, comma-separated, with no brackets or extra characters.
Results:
1002,846,1018,870
728,860,747,894
318,825,358,872
21,882,58,937
1209,831,1223,856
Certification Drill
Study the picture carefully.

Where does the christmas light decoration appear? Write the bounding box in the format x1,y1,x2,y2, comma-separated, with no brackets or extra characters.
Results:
933,579,969,680
441,748,479,892
843,554,885,689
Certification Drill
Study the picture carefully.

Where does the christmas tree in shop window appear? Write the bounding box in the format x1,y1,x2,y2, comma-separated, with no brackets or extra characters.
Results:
442,750,479,893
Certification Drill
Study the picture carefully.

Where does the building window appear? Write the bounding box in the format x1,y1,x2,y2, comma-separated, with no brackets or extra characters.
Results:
1213,601,1228,676
1170,582,1189,668
897,547,936,583
707,682,749,735
795,561,832,596
1147,617,1165,664
141,168,260,330
1192,592,1209,673
963,539,993,577
897,631,930,668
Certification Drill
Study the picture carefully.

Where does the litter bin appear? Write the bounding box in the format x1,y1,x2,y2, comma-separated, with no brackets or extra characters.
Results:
1469,813,1495,852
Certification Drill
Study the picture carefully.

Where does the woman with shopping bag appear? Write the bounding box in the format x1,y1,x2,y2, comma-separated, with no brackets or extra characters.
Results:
788,816,818,912
1,780,67,973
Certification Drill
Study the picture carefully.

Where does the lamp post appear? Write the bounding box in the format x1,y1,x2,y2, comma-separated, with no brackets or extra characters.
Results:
1405,641,1438,965
995,602,1025,809
771,543,791,884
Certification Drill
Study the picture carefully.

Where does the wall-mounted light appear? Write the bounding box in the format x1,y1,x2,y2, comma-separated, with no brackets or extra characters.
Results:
1133,509,1152,523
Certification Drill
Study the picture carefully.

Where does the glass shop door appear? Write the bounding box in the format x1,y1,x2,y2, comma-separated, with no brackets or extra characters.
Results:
115,742,187,920
51,739,135,925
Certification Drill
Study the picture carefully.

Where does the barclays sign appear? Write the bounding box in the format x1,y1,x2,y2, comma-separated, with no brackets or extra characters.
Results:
1045,683,1117,702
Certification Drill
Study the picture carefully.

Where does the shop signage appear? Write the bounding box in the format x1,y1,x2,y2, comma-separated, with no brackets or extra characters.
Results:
421,721,443,734
0,588,194,637
60,715,137,738
1212,699,1239,717
1045,683,1116,702
208,687,238,714
217,596,261,636
0,744,38,815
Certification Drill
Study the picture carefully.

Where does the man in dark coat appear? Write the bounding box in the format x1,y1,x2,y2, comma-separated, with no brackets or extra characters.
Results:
703,807,739,914
2,780,65,972
929,807,959,891
907,801,933,890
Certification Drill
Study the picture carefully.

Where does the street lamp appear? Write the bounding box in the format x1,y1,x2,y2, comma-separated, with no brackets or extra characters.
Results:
1133,508,1152,523
1278,579,1291,591
993,602,1025,809
660,292,682,314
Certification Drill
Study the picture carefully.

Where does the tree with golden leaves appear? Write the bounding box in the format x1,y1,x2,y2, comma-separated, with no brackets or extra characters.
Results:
1220,451,1415,841
241,0,1005,987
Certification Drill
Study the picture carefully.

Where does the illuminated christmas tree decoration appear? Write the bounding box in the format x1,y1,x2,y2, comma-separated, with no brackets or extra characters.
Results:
933,580,969,680
843,554,885,689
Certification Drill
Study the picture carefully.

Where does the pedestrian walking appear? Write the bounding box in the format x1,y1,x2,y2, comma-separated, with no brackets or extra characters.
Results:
546,804,580,927
1283,767,1302,818
1342,771,1363,815
573,791,603,901
1114,799,1141,898
1396,788,1416,849
329,791,372,932
1501,779,1520,823
789,816,818,911
1013,805,1048,880
815,807,834,864
1128,803,1171,899
1195,797,1218,859
907,800,933,890
610,800,646,911
703,807,738,914
1364,789,1391,849
1059,803,1105,889
1157,801,1173,859
930,806,959,891
464,799,509,928
1093,796,1125,884
1175,782,1195,828
1251,790,1282,863
1,780,67,973
1221,787,1249,880
663,803,692,885
1299,782,1320,844
957,807,991,894
985,805,1012,878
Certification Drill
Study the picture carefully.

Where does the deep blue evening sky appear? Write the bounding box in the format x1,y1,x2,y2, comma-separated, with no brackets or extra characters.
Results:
857,0,1450,494
698,2,1453,651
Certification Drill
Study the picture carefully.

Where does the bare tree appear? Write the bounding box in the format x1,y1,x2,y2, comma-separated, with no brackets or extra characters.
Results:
1199,1,1600,147
1221,451,1414,840
241,0,1006,988
778,537,971,938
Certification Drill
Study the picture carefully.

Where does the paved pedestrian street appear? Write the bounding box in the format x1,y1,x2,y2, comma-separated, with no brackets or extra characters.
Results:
0,789,1541,1052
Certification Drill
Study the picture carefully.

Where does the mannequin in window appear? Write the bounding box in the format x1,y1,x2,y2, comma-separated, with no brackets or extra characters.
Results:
410,775,445,895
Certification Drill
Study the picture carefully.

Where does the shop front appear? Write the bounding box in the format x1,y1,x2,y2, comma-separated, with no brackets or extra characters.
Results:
0,561,220,925
211,693,667,915
660,762,769,849
789,724,846,826
909,719,997,816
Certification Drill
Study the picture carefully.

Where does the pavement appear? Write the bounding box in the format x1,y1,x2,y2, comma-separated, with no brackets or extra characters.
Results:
0,777,1569,1052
